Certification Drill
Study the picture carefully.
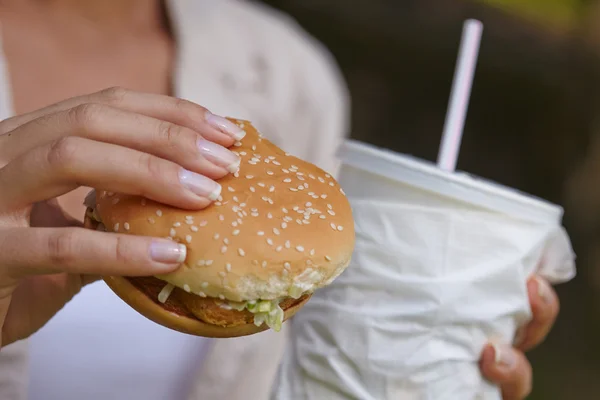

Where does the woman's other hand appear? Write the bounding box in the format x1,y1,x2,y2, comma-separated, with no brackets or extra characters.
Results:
479,276,560,400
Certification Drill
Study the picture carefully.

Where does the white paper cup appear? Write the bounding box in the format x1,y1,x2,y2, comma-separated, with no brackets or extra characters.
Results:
271,139,575,400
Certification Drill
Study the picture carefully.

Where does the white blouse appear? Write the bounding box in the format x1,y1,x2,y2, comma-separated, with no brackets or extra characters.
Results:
0,1,349,399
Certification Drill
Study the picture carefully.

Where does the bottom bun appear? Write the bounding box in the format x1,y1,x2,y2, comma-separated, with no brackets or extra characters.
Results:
103,275,310,338
84,210,310,338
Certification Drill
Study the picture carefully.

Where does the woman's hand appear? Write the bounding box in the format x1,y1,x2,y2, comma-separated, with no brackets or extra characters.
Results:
479,276,560,400
0,87,244,347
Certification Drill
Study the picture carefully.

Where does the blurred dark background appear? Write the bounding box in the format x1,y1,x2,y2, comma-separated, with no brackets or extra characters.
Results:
260,0,600,398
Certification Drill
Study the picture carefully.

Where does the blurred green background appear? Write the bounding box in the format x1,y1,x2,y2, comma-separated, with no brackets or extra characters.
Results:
261,0,600,398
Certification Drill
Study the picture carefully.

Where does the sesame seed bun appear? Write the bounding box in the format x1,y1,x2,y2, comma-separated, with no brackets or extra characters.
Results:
85,118,354,337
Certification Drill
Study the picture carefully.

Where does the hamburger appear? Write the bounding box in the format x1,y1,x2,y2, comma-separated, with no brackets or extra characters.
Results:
84,118,355,338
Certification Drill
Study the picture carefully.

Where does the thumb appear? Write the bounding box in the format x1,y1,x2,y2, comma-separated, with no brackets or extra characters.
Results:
480,343,532,400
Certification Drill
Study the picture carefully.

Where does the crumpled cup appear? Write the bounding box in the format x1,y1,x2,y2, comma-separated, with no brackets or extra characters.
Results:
271,140,576,400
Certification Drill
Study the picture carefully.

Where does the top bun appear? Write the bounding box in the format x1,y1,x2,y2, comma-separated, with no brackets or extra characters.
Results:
94,119,354,302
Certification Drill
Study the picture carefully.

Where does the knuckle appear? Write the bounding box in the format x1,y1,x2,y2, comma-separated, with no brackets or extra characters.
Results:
98,86,128,105
47,230,79,266
113,235,133,264
156,121,184,148
67,103,104,129
137,152,168,183
46,137,81,171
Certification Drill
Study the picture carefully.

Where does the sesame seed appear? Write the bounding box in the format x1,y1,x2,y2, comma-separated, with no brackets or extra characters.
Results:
330,223,337,230
282,208,288,213
233,229,240,236
200,220,208,226
319,215,326,220
183,284,191,292
191,226,199,232
290,188,298,192
219,294,226,300
224,238,229,245
201,282,209,288
246,175,254,179
328,210,336,216
276,246,283,252
285,240,291,249
185,219,193,225
283,178,292,183
206,260,213,266
273,228,280,235
219,271,226,278
269,186,275,192
329,182,335,186
310,249,315,256
221,246,228,253
148,217,155,224
250,187,256,192
337,225,344,231
267,213,273,219
238,248,245,256
325,256,332,261
197,260,206,266
170,228,176,237
281,222,287,229
284,262,291,269
257,231,265,236
226,263,232,272
282,168,290,173
321,194,328,199
306,202,312,207
112,198,120,205
232,221,238,227
156,210,163,217
296,246,305,252
233,196,239,202
258,182,265,187
219,215,225,221
213,233,220,240
199,291,207,297
267,238,274,245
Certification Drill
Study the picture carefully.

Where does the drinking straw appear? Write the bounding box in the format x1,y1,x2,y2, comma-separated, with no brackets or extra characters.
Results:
437,19,483,172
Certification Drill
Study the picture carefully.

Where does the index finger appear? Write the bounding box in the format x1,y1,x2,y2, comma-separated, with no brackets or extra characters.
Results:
0,87,244,156
517,276,560,351
0,227,186,279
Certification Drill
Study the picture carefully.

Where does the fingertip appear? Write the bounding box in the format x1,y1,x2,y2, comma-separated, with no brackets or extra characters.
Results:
480,342,517,383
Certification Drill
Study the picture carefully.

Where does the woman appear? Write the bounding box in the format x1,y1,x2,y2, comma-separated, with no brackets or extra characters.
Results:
0,1,557,399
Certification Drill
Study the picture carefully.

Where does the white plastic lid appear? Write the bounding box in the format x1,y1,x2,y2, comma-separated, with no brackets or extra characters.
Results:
337,140,563,223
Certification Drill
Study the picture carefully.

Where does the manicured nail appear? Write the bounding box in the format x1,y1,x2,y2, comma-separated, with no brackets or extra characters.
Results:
491,342,517,369
205,112,246,140
179,168,222,201
197,138,240,173
534,276,553,304
150,240,187,264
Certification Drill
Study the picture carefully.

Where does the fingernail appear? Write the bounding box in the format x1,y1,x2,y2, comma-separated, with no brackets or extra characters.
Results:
491,342,517,369
150,240,187,264
513,327,526,347
205,112,246,140
179,168,222,201
197,138,240,173
534,276,553,304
